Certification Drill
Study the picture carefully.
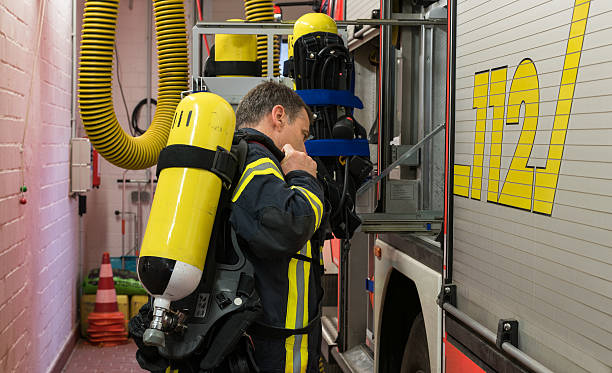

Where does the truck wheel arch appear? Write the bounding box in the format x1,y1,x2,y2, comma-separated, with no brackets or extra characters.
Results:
379,269,425,372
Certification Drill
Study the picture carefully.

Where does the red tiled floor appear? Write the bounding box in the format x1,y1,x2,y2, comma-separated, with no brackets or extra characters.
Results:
61,338,147,373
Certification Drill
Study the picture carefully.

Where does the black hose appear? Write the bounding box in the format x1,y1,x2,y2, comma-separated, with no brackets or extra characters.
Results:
131,98,158,136
309,58,318,89
334,157,350,219
320,56,333,88
309,45,338,88
321,45,348,89
325,109,334,139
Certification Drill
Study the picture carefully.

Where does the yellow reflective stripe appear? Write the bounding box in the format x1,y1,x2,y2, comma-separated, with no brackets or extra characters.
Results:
232,169,284,202
300,337,308,373
246,157,282,174
165,367,179,373
300,243,311,372
294,186,323,219
291,187,320,229
291,186,323,230
285,258,299,330
303,242,311,327
319,245,324,265
285,335,309,373
301,241,312,327
285,335,295,373
285,242,311,373
232,157,284,202
285,257,299,373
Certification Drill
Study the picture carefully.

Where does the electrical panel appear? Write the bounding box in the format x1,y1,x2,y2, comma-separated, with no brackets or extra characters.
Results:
71,138,92,193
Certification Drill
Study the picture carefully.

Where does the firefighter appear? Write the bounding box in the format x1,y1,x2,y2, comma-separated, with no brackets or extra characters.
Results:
130,81,325,373
231,81,326,373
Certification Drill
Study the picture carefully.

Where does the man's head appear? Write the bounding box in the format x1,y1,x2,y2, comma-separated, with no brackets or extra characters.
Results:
236,82,313,152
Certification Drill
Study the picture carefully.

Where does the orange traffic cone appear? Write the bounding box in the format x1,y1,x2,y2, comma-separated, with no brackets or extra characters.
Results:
87,252,128,346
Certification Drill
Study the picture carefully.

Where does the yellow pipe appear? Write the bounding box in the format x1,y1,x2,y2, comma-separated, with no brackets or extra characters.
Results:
78,0,189,170
243,0,280,77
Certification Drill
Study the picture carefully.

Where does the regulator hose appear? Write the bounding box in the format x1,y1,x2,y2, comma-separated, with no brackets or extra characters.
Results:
244,0,280,76
78,0,189,169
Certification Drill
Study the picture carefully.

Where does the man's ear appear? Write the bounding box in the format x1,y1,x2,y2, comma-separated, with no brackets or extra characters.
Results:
271,105,286,130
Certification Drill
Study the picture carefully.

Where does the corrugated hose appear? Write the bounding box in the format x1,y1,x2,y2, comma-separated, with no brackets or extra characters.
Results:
244,0,280,76
78,0,189,169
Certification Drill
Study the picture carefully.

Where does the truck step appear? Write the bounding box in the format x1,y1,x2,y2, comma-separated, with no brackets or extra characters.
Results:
331,344,374,373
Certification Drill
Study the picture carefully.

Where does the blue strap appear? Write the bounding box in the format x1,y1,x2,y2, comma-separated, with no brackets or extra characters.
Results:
296,89,364,109
305,139,370,157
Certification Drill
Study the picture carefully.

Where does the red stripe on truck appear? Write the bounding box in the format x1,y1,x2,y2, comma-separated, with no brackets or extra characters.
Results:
445,339,485,373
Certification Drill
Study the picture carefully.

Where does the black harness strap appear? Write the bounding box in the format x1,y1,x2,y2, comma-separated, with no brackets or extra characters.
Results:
247,311,322,339
156,144,238,187
233,130,285,162
237,272,255,298
206,60,262,77
204,46,263,77
291,253,313,263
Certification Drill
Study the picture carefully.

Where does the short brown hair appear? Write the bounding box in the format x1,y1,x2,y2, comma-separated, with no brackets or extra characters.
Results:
236,81,313,128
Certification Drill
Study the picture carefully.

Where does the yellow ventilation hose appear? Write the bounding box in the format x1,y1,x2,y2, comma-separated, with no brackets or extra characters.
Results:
78,0,189,169
244,0,280,76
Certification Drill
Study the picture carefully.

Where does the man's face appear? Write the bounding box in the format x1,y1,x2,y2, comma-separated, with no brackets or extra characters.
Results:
278,108,310,152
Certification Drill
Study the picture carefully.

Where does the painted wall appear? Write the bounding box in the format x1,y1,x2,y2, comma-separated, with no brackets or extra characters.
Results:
78,0,166,272
0,0,79,371
207,0,312,22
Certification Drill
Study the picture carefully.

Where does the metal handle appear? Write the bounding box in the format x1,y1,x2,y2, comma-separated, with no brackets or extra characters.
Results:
357,123,445,195
442,303,555,373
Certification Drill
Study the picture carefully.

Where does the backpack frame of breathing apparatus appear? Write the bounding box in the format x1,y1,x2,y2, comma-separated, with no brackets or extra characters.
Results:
285,30,373,240
132,136,262,373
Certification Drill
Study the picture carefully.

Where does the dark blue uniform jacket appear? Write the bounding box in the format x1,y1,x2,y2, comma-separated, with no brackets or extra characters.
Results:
229,128,325,373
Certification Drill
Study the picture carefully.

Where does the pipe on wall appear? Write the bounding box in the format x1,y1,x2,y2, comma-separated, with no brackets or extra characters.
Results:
244,0,280,76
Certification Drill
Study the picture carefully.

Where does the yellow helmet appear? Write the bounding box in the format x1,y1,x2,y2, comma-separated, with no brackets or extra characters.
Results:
289,13,337,57
293,13,338,40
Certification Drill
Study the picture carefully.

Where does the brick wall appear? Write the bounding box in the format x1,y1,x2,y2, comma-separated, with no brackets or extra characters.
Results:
0,0,78,372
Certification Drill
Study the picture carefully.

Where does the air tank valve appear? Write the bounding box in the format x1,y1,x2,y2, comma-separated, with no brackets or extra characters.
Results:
143,298,187,347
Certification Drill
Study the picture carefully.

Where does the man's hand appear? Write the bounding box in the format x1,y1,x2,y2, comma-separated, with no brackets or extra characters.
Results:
281,144,317,177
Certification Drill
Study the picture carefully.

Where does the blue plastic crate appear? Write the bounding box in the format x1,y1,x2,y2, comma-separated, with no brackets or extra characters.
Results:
110,256,138,272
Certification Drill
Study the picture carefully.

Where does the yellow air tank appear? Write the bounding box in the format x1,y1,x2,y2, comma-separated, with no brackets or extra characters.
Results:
214,19,257,77
138,92,236,347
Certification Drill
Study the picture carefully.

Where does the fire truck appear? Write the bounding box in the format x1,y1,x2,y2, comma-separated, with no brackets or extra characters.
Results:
320,0,612,372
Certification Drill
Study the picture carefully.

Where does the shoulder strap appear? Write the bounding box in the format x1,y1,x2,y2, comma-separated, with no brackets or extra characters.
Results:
230,135,249,188
234,130,285,162
156,144,237,188
206,60,262,77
